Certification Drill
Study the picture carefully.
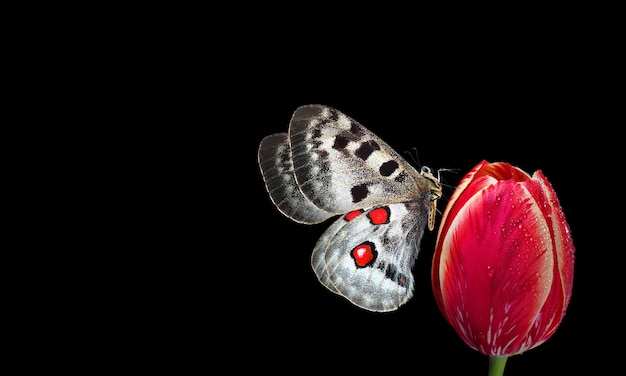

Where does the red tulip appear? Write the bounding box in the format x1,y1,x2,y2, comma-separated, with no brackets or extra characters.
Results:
432,160,575,358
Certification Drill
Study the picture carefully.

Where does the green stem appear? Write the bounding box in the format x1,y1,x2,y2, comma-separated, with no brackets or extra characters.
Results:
488,356,508,376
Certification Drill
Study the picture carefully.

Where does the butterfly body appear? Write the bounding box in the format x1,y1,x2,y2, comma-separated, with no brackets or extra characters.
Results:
258,105,441,312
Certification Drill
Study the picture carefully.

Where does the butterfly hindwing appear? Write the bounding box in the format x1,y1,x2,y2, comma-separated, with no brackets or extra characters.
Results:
311,202,429,312
258,133,334,224
258,104,442,312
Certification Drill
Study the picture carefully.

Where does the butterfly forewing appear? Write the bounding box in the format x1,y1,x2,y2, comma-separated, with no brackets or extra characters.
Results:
258,104,441,312
288,105,432,214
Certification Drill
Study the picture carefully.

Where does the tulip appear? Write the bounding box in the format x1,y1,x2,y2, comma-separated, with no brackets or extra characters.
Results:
432,160,575,375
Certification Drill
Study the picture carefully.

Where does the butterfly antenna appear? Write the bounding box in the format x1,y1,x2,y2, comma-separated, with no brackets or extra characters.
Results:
404,147,421,167
435,168,462,209
436,167,461,184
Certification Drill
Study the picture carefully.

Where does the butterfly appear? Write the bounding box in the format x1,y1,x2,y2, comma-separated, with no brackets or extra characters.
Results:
257,104,442,312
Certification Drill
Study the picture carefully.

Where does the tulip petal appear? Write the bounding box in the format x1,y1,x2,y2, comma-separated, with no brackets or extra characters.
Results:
517,172,575,350
436,180,554,356
532,171,575,308
478,162,532,182
436,161,531,253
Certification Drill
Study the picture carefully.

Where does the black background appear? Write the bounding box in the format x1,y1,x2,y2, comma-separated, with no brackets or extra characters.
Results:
116,17,620,375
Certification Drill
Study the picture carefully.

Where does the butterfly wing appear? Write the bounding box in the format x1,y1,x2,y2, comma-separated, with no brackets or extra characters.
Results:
258,105,434,223
311,202,429,312
258,104,442,312
258,133,334,224
287,104,433,214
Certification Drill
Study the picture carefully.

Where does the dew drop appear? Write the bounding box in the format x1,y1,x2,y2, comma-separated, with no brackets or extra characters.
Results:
478,331,487,342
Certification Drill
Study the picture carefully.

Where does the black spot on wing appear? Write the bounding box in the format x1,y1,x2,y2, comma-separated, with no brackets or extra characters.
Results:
385,264,409,287
312,128,322,139
351,183,369,203
316,149,329,159
355,140,380,161
329,108,339,121
333,135,350,151
312,140,323,149
385,263,398,281
394,171,408,183
379,160,399,177
349,122,366,138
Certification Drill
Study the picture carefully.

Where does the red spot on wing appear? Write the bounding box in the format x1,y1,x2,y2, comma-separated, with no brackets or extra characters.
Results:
345,209,364,221
351,241,377,267
368,206,390,225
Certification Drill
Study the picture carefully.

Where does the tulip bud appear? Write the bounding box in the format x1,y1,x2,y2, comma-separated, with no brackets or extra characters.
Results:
432,160,575,356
